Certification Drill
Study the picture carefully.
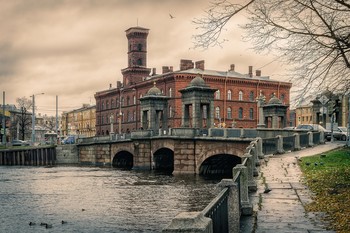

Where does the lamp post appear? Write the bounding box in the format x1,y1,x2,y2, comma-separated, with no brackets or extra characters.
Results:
31,93,44,144
118,88,123,135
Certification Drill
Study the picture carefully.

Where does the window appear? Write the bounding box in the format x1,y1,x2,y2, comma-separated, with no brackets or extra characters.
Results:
280,94,285,103
133,95,136,105
106,100,109,109
227,107,232,119
133,111,136,121
249,108,254,119
111,99,114,108
140,94,143,99
215,107,220,119
116,98,119,108
239,91,243,101
137,58,142,66
203,105,207,119
238,108,243,119
249,91,254,101
227,90,232,100
127,96,130,106
169,106,172,117
169,88,173,97
216,90,221,99
138,43,142,51
121,97,124,107
102,101,105,110
127,111,130,122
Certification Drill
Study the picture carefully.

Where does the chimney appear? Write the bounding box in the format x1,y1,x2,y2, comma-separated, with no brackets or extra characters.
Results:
109,83,112,89
152,68,156,75
256,70,261,77
180,59,194,71
195,60,205,70
169,66,173,72
230,64,235,72
117,81,122,88
248,66,253,77
162,66,170,74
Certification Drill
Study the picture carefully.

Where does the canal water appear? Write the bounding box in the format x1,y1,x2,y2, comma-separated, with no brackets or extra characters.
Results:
0,166,218,233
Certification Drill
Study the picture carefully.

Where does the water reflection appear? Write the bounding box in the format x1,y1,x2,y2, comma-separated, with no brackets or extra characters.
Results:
0,166,218,233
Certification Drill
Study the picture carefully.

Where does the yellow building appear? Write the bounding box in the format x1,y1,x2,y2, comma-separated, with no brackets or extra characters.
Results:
295,104,313,126
61,104,96,138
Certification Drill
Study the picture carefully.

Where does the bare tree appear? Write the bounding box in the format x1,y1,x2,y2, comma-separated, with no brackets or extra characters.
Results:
15,97,33,140
193,0,350,99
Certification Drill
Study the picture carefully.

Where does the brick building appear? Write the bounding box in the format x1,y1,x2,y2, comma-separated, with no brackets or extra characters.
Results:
94,26,292,136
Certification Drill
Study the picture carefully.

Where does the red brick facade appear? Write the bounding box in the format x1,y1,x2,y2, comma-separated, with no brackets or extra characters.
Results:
94,27,292,136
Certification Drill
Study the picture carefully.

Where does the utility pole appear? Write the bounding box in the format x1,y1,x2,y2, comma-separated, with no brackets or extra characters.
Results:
2,91,6,145
56,95,58,135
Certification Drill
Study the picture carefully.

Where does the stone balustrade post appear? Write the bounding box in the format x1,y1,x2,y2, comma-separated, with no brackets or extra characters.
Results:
242,153,257,192
308,132,314,147
162,212,212,233
218,179,240,233
319,131,325,144
208,128,213,137
224,128,228,138
232,165,253,216
240,129,245,138
256,137,264,159
293,133,301,151
276,135,285,154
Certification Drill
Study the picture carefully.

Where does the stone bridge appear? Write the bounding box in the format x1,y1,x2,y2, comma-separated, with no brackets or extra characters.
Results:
78,136,253,176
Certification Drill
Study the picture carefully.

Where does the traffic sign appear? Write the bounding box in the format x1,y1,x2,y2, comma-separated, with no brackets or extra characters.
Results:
319,95,329,105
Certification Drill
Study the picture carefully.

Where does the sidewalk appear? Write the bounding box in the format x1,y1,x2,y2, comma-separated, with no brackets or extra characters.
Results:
243,142,345,233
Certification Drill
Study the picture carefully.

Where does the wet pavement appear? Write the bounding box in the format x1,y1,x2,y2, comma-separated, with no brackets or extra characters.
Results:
243,142,345,233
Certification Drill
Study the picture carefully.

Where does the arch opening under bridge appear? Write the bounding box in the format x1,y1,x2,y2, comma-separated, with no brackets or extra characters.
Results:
112,151,133,170
153,148,174,174
199,154,241,178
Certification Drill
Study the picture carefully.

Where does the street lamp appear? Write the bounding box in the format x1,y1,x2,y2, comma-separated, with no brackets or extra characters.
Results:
31,93,44,144
118,88,123,135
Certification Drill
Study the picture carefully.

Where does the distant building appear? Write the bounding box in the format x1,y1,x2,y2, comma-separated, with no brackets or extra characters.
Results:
95,26,292,136
295,96,314,126
61,104,96,137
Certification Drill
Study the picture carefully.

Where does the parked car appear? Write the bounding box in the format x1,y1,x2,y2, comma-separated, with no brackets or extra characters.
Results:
295,124,331,141
11,140,30,146
333,127,348,141
62,136,76,144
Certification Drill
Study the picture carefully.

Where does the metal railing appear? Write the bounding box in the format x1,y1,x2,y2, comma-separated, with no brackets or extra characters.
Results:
202,187,230,233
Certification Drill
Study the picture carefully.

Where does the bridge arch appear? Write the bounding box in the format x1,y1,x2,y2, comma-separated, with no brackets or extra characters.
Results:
112,150,133,169
199,154,241,178
153,147,174,174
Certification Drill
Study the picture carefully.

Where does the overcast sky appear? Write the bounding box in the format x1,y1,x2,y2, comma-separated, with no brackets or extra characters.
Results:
1,0,287,116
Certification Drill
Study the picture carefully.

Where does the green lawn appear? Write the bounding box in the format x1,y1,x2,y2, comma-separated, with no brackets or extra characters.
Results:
300,147,350,233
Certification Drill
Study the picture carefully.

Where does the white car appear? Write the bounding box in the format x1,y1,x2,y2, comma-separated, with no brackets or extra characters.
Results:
333,127,348,141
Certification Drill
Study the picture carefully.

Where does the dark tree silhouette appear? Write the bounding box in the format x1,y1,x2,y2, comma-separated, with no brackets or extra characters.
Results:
15,97,33,140
193,0,350,99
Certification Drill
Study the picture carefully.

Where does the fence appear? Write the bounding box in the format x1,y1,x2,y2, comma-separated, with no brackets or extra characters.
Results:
0,146,56,166
162,131,324,232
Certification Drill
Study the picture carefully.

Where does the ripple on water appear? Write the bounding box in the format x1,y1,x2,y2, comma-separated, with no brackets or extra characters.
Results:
0,166,218,232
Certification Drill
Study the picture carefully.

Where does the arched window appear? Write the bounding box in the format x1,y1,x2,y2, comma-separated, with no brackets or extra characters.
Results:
238,108,243,119
102,101,105,110
121,97,124,107
216,90,221,99
239,91,243,101
127,96,130,106
227,107,232,119
133,95,136,105
203,105,207,119
249,91,254,101
215,107,220,119
227,90,232,100
249,108,254,119
139,94,143,99
116,98,119,108
169,88,173,97
138,43,142,51
133,111,136,121
280,94,285,103
137,58,142,66
111,99,114,108
106,100,109,109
